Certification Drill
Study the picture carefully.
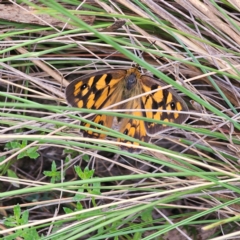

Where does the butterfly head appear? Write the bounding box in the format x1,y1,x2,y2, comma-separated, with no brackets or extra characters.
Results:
125,67,142,91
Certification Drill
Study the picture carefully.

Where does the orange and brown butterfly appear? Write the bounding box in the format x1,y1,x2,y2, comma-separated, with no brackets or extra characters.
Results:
65,66,189,152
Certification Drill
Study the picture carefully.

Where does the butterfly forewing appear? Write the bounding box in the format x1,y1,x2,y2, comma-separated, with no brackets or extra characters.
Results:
140,75,188,136
66,69,127,138
66,69,126,111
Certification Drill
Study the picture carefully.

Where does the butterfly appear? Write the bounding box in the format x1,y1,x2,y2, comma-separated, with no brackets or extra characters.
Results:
65,66,189,152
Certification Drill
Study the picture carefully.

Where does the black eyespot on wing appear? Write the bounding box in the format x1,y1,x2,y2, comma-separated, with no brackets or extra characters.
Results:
81,84,88,90
123,129,128,135
98,120,104,125
170,102,176,109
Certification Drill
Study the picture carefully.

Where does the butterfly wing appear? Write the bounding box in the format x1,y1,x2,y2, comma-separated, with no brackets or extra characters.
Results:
118,72,189,153
65,69,126,139
140,75,189,136
118,97,149,153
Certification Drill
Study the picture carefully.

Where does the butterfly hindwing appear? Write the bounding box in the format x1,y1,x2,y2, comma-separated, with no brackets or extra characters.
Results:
118,97,149,153
118,117,149,152
82,114,114,139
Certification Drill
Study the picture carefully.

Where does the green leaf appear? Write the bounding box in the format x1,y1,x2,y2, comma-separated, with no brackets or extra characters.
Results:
74,166,95,180
91,181,101,195
141,208,153,223
5,141,20,150
51,161,57,171
43,161,61,183
21,140,28,148
17,151,27,160
13,204,21,223
84,167,94,179
7,170,20,188
75,202,83,210
23,228,40,240
74,166,84,179
63,207,73,214
22,210,29,224
29,151,39,159
4,217,16,227
73,189,85,201
65,155,70,163
27,147,40,159
0,156,6,171
82,154,90,161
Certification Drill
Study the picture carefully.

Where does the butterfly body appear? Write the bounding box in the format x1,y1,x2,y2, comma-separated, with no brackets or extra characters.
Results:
66,67,189,152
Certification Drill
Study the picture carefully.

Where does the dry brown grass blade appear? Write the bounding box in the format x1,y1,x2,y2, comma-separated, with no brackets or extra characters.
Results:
229,0,240,9
187,0,240,45
0,3,95,29
4,37,69,88
141,0,240,106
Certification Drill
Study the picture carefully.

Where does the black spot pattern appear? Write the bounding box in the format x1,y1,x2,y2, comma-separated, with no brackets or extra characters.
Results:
151,84,158,91
105,74,112,85
152,100,159,114
162,89,169,105
98,120,104,125
93,74,102,84
170,102,176,109
81,84,87,90
94,89,104,101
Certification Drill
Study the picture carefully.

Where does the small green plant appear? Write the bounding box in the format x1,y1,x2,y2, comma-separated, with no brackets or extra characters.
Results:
4,204,40,240
63,199,102,223
74,166,95,180
5,140,39,160
64,149,90,162
73,166,100,203
43,161,62,183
